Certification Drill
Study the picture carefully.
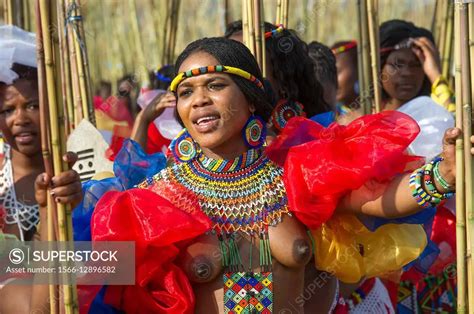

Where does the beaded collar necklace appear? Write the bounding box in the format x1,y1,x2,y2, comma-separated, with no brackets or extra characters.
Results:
140,147,289,313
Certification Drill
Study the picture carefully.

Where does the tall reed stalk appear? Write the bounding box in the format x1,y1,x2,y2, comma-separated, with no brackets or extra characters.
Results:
36,1,79,312
442,1,454,80
34,2,58,312
462,3,474,311
454,2,467,312
366,0,381,113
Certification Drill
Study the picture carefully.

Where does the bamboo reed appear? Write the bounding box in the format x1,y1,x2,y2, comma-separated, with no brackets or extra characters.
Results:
60,2,79,308
169,0,181,64
65,3,83,126
360,0,372,114
356,0,367,115
460,2,473,310
275,0,281,25
467,2,474,311
37,1,78,312
161,1,171,66
438,0,449,59
168,1,175,64
454,2,467,312
151,0,165,67
366,0,381,113
68,1,90,122
253,0,262,69
76,0,95,126
442,1,454,80
282,0,289,27
242,0,249,50
37,0,73,310
470,0,474,109
165,0,175,65
5,0,12,24
247,0,255,56
431,0,440,39
34,2,59,312
57,0,72,133
22,0,30,31
164,1,172,65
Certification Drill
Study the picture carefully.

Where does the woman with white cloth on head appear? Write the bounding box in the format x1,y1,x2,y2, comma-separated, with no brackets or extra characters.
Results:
0,25,82,314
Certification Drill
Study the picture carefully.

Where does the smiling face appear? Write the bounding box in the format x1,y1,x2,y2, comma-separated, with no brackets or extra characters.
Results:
0,79,41,157
176,51,254,159
381,48,425,108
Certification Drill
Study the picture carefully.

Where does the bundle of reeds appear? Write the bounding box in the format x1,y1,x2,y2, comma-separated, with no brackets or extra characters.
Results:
34,0,94,312
275,0,288,26
161,0,181,67
442,1,454,80
242,0,266,75
65,0,95,127
433,1,455,83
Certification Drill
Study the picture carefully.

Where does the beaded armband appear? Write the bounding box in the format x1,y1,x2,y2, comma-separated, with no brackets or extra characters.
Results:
410,157,454,208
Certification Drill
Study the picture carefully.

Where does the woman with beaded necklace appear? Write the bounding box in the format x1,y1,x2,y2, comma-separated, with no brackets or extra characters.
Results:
83,37,462,314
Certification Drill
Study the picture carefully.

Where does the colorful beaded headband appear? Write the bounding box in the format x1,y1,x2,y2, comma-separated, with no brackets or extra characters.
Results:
169,65,264,92
264,24,284,39
332,40,357,55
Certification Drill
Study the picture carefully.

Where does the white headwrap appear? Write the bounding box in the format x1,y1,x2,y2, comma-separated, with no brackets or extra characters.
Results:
0,25,37,84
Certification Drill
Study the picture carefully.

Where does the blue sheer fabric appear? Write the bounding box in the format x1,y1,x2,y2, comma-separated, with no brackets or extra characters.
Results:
72,139,166,313
310,111,335,127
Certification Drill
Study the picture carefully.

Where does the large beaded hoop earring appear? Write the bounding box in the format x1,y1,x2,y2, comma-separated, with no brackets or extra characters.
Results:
270,99,306,131
169,129,198,162
242,115,267,148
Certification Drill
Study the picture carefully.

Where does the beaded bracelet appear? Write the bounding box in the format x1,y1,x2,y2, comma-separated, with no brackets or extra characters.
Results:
409,168,434,209
417,166,441,205
424,157,444,199
409,157,455,208
433,160,454,191
429,157,455,199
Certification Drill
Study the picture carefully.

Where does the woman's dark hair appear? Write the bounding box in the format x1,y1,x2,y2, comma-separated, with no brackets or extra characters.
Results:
380,19,435,99
174,37,273,122
150,64,175,90
0,63,37,89
308,41,338,89
266,29,330,116
224,21,331,117
224,20,277,38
